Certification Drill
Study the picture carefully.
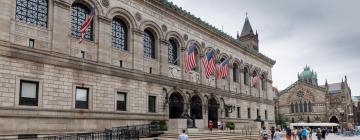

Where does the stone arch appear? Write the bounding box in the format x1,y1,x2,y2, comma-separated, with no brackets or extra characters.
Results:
71,0,104,16
186,40,202,55
169,92,185,118
218,53,229,61
106,7,138,29
165,31,185,50
140,20,164,40
329,116,339,123
251,67,261,76
232,58,243,68
203,47,216,54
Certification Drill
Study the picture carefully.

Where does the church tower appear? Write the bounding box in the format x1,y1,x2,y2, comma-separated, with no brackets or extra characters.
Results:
237,15,259,51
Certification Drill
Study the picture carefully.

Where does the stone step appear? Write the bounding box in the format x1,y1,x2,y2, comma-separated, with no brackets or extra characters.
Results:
141,132,259,140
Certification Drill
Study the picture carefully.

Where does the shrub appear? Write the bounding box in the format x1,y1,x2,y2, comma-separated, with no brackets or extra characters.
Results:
226,122,235,130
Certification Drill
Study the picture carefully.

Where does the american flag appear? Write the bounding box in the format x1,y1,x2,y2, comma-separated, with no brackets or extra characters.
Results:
217,58,230,79
79,6,96,43
201,51,216,78
184,45,197,72
251,75,261,87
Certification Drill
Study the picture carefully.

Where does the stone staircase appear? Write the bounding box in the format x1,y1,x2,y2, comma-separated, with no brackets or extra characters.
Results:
141,130,259,140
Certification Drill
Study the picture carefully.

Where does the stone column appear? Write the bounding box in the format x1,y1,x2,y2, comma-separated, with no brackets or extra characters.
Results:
97,16,111,64
132,29,144,71
51,1,71,54
159,39,169,76
0,0,12,41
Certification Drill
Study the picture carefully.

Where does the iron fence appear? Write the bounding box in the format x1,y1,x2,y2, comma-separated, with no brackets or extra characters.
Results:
45,123,165,140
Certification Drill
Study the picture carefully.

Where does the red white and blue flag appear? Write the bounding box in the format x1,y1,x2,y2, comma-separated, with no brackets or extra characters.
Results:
79,6,96,43
202,50,216,79
251,75,261,87
217,58,230,79
184,44,197,72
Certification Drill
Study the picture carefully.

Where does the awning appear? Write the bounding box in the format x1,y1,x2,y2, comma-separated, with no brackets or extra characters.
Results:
290,123,339,127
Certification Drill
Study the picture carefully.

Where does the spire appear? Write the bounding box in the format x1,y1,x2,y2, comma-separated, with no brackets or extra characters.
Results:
345,75,348,83
240,16,254,37
325,79,328,87
325,79,329,91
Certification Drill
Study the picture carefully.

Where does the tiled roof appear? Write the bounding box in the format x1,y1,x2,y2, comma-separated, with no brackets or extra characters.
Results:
320,82,343,93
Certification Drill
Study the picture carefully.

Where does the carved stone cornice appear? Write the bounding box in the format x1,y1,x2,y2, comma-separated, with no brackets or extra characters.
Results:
54,0,71,10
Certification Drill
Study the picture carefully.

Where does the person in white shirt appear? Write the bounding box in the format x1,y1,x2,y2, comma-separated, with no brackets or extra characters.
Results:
273,128,283,140
178,129,189,140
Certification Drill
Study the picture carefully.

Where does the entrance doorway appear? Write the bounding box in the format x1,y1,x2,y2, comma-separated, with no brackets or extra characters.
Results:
208,98,219,128
169,92,184,118
329,116,339,123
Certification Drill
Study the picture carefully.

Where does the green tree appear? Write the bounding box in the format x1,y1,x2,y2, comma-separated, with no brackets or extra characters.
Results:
275,113,287,128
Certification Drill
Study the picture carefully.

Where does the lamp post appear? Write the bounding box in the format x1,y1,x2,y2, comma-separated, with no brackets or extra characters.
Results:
339,110,344,131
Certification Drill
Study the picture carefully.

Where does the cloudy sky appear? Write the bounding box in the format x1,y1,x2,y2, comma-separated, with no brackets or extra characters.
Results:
169,0,360,96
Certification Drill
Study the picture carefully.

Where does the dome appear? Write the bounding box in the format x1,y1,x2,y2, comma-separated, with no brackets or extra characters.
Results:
299,66,316,80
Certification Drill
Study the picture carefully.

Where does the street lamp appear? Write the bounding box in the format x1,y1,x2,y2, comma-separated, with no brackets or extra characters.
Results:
339,110,345,131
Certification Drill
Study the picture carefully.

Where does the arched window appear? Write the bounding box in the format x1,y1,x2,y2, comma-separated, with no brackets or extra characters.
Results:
304,101,308,112
71,3,93,41
112,17,128,50
299,101,303,112
143,30,155,58
295,102,299,113
244,67,249,85
16,0,48,27
291,103,294,113
233,63,238,82
261,74,266,90
168,39,178,65
308,101,312,112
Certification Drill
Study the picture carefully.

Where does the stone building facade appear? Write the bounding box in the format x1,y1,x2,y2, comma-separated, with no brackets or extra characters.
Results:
0,0,276,137
276,66,354,128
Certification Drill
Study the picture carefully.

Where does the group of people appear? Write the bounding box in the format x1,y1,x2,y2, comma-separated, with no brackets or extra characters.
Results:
259,126,328,140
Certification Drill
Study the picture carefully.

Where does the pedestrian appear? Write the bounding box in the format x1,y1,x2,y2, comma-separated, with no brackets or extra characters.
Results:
285,127,292,140
273,128,282,140
308,127,312,140
260,126,269,140
271,126,275,140
321,128,326,140
301,127,308,140
221,121,225,130
208,120,213,133
298,128,302,140
178,129,188,140
292,128,297,140
316,128,321,140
